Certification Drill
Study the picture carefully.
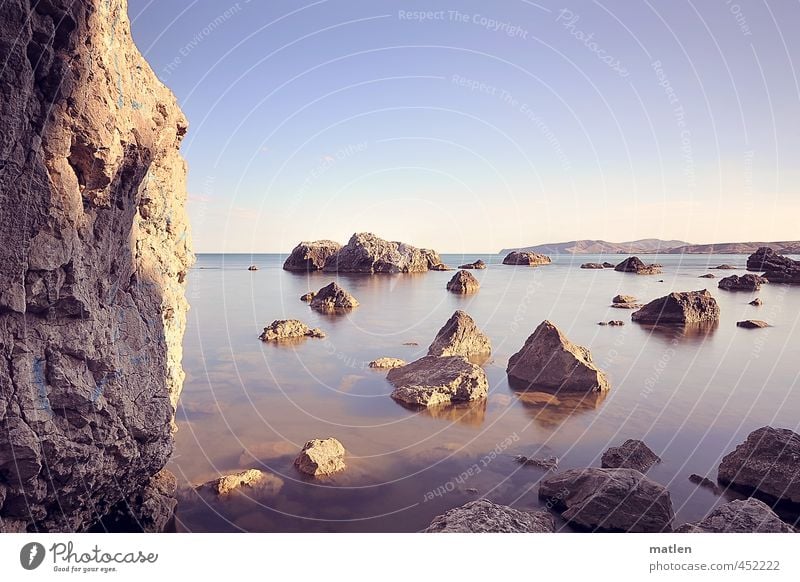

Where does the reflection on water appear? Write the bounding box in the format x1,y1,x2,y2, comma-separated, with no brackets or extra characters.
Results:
633,320,720,344
170,253,800,532
394,399,488,427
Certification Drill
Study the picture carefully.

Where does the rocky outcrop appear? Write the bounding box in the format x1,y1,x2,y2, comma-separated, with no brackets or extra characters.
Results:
199,469,284,496
309,281,359,312
717,427,800,503
747,247,800,283
502,251,552,266
0,0,192,532
580,262,605,269
507,321,609,393
602,262,615,268
427,311,491,357
282,240,341,271
259,319,325,341
387,356,489,407
677,498,794,533
368,357,406,369
424,499,555,533
601,440,661,472
458,260,486,269
614,256,662,275
737,320,770,329
539,468,674,532
294,438,346,476
446,270,480,294
322,233,440,273
718,274,767,291
632,290,720,324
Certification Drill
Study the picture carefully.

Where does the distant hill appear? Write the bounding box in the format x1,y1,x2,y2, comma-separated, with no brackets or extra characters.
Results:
665,241,800,254
499,239,690,255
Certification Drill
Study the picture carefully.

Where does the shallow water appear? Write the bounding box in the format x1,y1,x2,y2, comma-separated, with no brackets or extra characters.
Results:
170,253,800,532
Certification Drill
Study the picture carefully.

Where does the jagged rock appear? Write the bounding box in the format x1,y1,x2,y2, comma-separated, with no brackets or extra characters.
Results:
699,273,716,278
300,291,316,302
430,263,453,271
688,474,722,495
428,311,491,357
737,320,770,329
459,260,486,269
677,498,794,533
282,240,341,271
425,499,555,533
601,440,661,472
613,294,638,304
294,438,346,476
718,274,767,291
309,281,359,312
515,455,559,471
369,357,406,369
632,290,720,324
446,270,480,294
718,427,800,503
747,247,800,283
387,356,489,407
539,468,674,532
614,256,662,275
507,321,609,393
713,264,737,270
259,319,325,341
503,251,552,266
750,298,763,306
322,232,440,273
200,469,283,496
0,0,192,532
247,265,258,271
581,263,605,269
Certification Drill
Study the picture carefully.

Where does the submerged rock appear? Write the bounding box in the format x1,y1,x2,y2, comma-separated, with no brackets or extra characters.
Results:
632,290,720,324
459,259,487,269
688,474,722,495
718,274,767,291
322,232,440,273
368,357,407,369
259,319,325,341
516,455,559,471
200,469,283,496
614,256,662,275
294,438,347,476
425,499,555,533
539,468,674,532
581,262,605,269
446,270,480,294
387,355,489,407
601,440,661,472
283,240,341,271
677,498,794,533
247,265,259,271
507,321,610,393
737,320,770,329
747,247,800,283
428,311,491,357
699,273,716,278
713,264,737,270
503,251,552,266
717,426,800,503
309,281,359,312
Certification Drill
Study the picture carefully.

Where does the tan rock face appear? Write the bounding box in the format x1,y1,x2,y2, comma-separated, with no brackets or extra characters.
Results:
368,357,407,369
502,251,551,266
309,281,359,312
387,355,489,407
446,270,480,294
283,240,341,271
0,1,192,531
427,311,491,357
294,438,347,476
259,319,325,341
200,469,284,496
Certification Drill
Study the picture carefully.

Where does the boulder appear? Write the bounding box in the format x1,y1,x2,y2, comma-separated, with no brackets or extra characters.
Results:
322,232,440,273
503,251,552,266
601,440,661,472
259,319,325,341
387,355,489,407
247,265,258,271
718,274,767,291
581,263,605,269
717,426,800,503
459,260,487,269
631,290,720,324
446,270,480,294
750,298,763,306
368,357,406,369
200,469,283,496
507,321,609,393
614,256,662,275
309,282,359,312
737,320,770,329
294,438,346,476
677,498,794,533
747,247,800,283
602,262,615,268
300,291,316,302
428,311,491,357
425,499,555,533
430,263,453,271
515,455,559,471
613,294,638,304
539,468,674,532
283,240,341,271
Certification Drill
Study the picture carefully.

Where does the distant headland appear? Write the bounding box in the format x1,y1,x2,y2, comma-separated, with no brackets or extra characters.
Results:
500,239,800,255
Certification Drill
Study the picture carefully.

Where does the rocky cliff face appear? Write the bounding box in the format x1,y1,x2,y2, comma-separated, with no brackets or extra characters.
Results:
0,0,192,532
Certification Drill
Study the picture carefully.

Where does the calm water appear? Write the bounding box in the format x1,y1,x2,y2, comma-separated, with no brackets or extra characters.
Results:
170,252,800,532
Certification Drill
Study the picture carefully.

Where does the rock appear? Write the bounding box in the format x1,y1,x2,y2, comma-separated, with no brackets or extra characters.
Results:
747,247,800,283
425,499,555,533
387,356,489,407
446,270,480,294
610,303,643,309
502,251,552,266
247,265,259,271
718,427,800,503
602,262,615,268
613,294,638,304
699,273,716,278
459,260,486,269
94,468,178,532
322,232,440,273
515,455,559,471
677,498,794,533
750,298,763,306
712,264,737,270
427,311,491,357
200,469,283,496
718,274,768,291
598,321,608,326
430,263,453,271
688,474,722,495
368,357,407,369
632,290,720,324
737,320,770,329
309,281,359,312
614,256,663,275
0,0,192,532
402,341,419,346
599,320,625,326
300,291,316,302
283,240,341,271
601,440,661,472
581,262,605,269
539,468,674,532
294,438,346,476
259,319,325,341
507,321,610,393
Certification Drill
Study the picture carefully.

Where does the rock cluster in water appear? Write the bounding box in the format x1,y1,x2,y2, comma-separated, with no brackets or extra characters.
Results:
321,233,441,273
259,320,325,341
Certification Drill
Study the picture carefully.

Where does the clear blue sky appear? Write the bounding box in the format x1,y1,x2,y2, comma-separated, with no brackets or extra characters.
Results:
129,0,800,253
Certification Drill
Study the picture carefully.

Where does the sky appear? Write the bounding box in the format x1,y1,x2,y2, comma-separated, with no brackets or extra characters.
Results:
128,0,800,253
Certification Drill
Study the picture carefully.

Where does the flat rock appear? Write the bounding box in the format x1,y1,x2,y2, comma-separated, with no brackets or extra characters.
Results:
581,263,605,269
712,264,737,270
632,290,720,324
601,440,661,472
507,321,610,393
368,357,407,369
424,499,555,533
309,281,359,312
614,256,663,275
283,240,341,271
699,273,716,278
613,294,638,304
677,498,794,533
539,468,674,532
322,232,441,273
737,320,770,329
718,274,768,291
458,260,487,269
428,310,491,357
717,426,800,503
259,319,325,341
387,355,489,407
294,438,346,476
610,303,643,309
200,469,283,496
446,270,480,294
503,251,552,266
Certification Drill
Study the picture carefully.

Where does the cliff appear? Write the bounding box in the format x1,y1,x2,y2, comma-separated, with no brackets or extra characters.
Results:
0,0,192,531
